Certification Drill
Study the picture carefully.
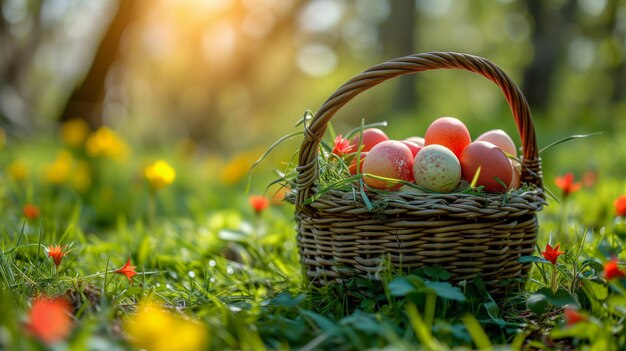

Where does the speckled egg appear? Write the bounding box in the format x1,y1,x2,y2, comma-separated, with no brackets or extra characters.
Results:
412,145,461,193
362,140,414,190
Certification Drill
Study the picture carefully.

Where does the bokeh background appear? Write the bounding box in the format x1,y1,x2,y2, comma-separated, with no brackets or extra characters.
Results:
1,0,626,192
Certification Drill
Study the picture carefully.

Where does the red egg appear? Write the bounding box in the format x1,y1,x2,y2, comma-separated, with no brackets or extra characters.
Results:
350,128,389,152
476,129,517,156
400,140,422,158
424,117,471,158
348,152,368,175
460,141,513,192
362,140,414,190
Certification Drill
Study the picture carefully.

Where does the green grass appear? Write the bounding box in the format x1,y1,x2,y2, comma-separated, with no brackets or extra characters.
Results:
1,126,626,350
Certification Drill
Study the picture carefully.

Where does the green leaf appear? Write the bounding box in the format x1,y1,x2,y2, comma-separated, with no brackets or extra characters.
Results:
388,277,417,296
539,132,601,154
536,287,579,308
519,256,550,264
426,281,466,302
581,258,604,272
300,309,337,334
527,293,548,315
482,301,500,320
340,312,381,334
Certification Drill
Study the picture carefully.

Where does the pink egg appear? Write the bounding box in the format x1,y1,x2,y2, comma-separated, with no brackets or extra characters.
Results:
404,136,425,147
362,140,414,190
475,129,517,156
400,140,422,158
350,128,389,152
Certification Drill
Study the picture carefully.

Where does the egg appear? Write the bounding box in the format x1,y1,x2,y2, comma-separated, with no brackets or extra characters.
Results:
460,141,513,192
400,140,422,158
404,136,425,147
348,152,368,175
362,140,414,190
424,117,471,158
475,129,517,156
412,144,461,193
350,128,389,152
509,159,521,190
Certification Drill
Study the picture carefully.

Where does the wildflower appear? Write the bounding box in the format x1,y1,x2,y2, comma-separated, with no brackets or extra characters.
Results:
219,152,257,185
563,306,586,326
114,257,137,282
72,161,91,192
603,257,625,281
85,127,129,161
23,204,40,220
59,119,90,147
124,302,207,351
249,195,270,214
541,243,564,265
25,297,72,345
270,186,289,205
47,245,67,269
43,151,73,184
615,195,626,217
582,169,597,188
7,160,29,181
332,134,355,157
554,173,581,198
145,160,176,190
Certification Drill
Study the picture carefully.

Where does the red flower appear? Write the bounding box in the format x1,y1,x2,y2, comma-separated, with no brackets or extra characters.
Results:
582,170,597,188
563,306,586,326
331,134,355,157
114,257,137,282
249,195,269,214
541,243,564,265
603,257,625,281
25,297,72,345
23,204,40,220
615,195,626,217
554,173,581,197
47,245,67,269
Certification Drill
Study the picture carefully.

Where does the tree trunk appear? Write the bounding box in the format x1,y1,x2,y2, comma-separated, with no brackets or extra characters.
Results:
522,0,576,114
58,0,136,127
381,0,416,112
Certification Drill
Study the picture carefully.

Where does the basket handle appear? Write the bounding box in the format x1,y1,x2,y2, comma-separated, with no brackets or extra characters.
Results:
295,52,543,209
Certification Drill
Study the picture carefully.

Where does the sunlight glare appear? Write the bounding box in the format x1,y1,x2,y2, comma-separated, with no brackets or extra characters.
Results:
202,21,237,65
297,43,337,77
299,0,345,33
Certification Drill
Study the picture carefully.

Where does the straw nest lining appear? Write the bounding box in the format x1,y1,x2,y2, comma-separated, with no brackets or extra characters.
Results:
292,52,545,296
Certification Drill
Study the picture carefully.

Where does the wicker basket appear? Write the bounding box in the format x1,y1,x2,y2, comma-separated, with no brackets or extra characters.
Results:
293,52,545,296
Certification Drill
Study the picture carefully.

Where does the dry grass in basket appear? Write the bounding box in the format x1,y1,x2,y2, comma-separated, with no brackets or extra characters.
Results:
249,112,539,211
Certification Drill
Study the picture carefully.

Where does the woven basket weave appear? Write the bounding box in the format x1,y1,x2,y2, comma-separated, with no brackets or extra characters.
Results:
294,52,545,296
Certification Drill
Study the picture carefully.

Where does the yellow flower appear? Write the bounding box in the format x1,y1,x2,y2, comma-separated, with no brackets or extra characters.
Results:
85,127,129,161
7,160,29,181
60,119,90,147
72,161,91,192
145,160,176,190
124,302,208,351
43,151,74,184
219,151,258,185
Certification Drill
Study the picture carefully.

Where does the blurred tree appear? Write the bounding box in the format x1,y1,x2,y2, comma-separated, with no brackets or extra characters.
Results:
0,0,44,129
605,0,625,103
380,0,417,112
59,0,136,128
522,0,576,115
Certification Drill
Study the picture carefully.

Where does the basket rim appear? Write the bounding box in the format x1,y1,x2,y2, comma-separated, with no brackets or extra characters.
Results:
295,52,543,211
